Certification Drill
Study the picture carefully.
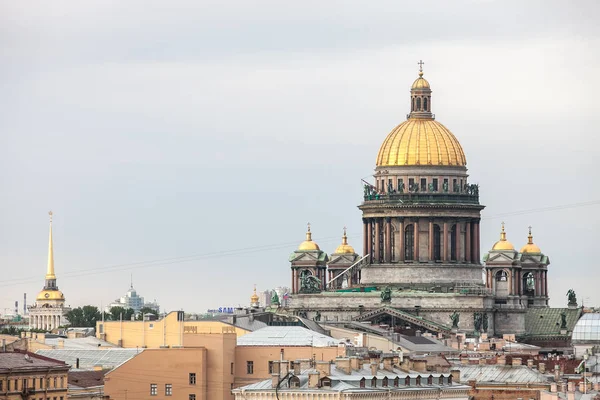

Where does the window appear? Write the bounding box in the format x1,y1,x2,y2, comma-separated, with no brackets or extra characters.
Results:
150,384,158,396
432,178,438,192
40,378,43,388
496,270,508,282
189,395,196,400
371,377,377,388
408,178,415,191
420,178,427,192
7,380,11,391
189,373,196,385
0,380,3,391
416,376,422,386
433,225,442,261
54,377,57,387
60,397,64,400
416,97,421,110
398,178,404,192
443,178,448,192
424,97,428,111
247,361,254,374
428,375,433,385
60,377,64,388
165,384,172,396
14,380,18,391
382,377,389,387
404,224,414,261
359,378,365,388
388,179,392,193
405,376,410,386
452,178,458,192
394,377,399,387
32,378,36,389
23,379,27,390
231,362,234,375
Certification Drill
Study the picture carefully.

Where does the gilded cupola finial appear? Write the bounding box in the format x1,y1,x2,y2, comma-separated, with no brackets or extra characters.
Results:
520,225,541,253
418,59,424,76
342,226,348,245
298,222,320,251
500,221,506,241
306,222,312,241
46,211,56,280
527,226,533,244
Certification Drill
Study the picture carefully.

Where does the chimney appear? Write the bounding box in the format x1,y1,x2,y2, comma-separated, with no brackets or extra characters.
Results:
461,357,469,365
280,360,289,377
479,358,486,366
335,358,351,375
539,363,546,373
93,365,103,371
399,358,410,373
527,359,534,368
567,382,574,392
512,357,522,366
1,339,5,352
350,356,360,371
300,359,312,371
57,339,64,349
497,356,506,365
315,361,331,377
370,362,378,376
392,355,400,366
308,371,320,388
450,369,461,383
76,358,80,369
293,361,301,376
383,357,393,372
554,364,561,383
550,383,557,392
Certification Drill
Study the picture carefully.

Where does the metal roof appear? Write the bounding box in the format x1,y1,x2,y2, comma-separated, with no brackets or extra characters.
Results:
44,336,116,349
35,348,141,370
456,364,548,384
237,326,338,347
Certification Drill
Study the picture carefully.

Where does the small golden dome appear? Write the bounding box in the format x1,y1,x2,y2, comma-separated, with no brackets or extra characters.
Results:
492,222,515,251
412,71,430,89
250,286,259,304
520,226,541,253
298,223,320,251
376,119,467,167
334,227,355,254
37,290,64,301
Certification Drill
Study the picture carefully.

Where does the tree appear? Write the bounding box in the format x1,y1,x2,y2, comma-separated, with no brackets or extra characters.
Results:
65,305,101,327
136,307,158,321
109,306,135,321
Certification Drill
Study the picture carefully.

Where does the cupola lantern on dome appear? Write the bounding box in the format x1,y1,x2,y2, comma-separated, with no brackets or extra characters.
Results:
334,227,355,254
520,226,542,253
492,222,515,251
250,285,259,307
376,61,467,167
298,223,320,251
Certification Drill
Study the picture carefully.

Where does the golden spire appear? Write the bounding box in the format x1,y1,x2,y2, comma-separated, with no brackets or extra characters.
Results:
298,222,320,251
520,225,541,253
46,211,56,279
527,226,533,244
342,226,348,245
334,226,355,254
492,221,514,251
500,221,507,241
418,59,424,76
305,222,312,241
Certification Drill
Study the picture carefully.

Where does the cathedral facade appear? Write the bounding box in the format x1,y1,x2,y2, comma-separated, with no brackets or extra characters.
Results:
28,212,70,330
286,66,551,337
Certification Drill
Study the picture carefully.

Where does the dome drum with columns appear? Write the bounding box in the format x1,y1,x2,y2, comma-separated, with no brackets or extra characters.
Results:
28,212,70,331
284,63,557,340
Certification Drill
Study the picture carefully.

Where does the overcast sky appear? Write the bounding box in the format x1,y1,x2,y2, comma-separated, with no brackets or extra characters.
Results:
1,0,599,315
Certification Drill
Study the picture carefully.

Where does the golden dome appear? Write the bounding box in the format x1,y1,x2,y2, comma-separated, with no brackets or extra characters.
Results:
334,227,355,254
492,222,515,251
298,223,320,251
36,290,64,301
412,71,430,89
250,286,259,304
520,227,541,253
376,119,467,167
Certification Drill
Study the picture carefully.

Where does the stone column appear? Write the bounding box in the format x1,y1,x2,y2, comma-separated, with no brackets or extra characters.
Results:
443,221,449,262
398,218,405,262
544,271,549,297
474,220,480,263
508,271,513,295
428,219,434,262
536,271,541,297
384,218,392,263
465,221,471,263
363,219,368,256
454,222,461,261
367,220,373,261
413,219,420,262
374,219,381,263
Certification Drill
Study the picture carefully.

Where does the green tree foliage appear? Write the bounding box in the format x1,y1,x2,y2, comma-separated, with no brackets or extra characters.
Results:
109,306,135,321
65,305,102,327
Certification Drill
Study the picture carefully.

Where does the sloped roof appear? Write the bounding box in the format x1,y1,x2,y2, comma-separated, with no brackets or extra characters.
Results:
36,348,140,370
68,370,109,388
237,326,338,347
456,364,548,383
0,351,67,372
523,308,581,337
45,336,115,349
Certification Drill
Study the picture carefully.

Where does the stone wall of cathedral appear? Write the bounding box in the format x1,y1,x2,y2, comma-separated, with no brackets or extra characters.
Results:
361,265,483,285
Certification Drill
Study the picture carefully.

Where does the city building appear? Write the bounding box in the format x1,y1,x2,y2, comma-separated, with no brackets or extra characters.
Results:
233,357,470,400
28,212,70,331
105,279,159,314
0,349,70,400
285,65,565,338
104,347,229,400
571,312,600,357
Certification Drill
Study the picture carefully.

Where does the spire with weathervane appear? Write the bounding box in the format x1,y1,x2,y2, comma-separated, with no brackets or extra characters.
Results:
44,211,58,290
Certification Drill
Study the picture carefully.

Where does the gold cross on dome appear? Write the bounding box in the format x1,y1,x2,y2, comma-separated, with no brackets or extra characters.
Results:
307,222,311,232
418,60,424,72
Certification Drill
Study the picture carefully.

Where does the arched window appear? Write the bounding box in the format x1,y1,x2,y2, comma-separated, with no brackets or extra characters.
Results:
524,272,535,293
427,375,433,385
404,225,414,261
412,97,415,111
416,97,421,110
416,376,422,386
382,377,388,387
394,377,399,387
359,378,365,388
450,225,457,261
424,97,428,111
405,376,410,386
496,270,508,282
371,377,377,387
433,225,441,261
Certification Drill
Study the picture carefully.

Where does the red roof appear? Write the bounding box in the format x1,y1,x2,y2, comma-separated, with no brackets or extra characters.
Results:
0,350,68,372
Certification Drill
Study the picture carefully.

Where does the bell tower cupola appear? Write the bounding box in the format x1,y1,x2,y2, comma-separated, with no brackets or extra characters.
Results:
409,60,433,119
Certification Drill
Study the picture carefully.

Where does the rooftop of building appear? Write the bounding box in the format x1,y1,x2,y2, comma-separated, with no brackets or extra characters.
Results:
68,369,109,389
44,336,116,349
523,308,582,338
0,350,68,372
237,326,339,347
35,348,141,370
454,364,549,384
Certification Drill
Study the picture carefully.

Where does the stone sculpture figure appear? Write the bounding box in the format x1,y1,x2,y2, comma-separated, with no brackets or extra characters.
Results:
399,182,405,193
314,311,321,322
271,291,280,305
482,313,489,332
560,311,568,329
566,289,577,306
300,274,322,294
388,181,394,194
443,181,449,193
450,311,460,329
380,286,392,302
473,313,482,332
